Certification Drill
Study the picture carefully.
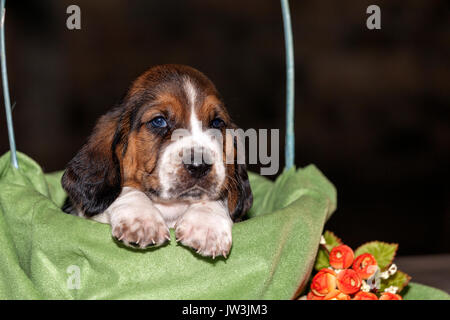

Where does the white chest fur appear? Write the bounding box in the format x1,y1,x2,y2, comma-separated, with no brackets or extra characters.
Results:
153,201,190,228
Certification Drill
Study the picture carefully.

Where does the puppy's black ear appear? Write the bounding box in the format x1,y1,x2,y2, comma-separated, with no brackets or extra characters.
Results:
229,162,253,222
227,124,253,221
61,107,125,217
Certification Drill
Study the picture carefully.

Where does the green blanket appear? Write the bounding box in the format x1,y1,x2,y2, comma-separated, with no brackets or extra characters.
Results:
0,152,448,300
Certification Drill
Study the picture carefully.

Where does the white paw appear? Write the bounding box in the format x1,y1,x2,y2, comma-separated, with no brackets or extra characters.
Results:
111,209,170,249
175,206,232,258
104,187,170,249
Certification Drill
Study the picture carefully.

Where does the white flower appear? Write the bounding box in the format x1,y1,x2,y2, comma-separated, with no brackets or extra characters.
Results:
379,263,397,280
384,286,399,294
360,280,371,292
388,264,397,276
320,235,326,245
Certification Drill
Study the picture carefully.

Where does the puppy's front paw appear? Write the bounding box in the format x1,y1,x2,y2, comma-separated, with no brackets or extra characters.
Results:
175,209,232,258
111,211,170,249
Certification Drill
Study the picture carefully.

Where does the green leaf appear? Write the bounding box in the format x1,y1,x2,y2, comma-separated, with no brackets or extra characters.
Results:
314,248,330,271
379,270,411,293
323,231,342,252
313,231,342,271
355,241,398,270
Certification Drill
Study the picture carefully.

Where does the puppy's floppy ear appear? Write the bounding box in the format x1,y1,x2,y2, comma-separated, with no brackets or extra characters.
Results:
227,124,253,222
61,107,125,217
229,162,253,221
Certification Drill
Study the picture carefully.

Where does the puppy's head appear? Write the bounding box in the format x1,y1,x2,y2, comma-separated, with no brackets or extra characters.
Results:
62,64,252,221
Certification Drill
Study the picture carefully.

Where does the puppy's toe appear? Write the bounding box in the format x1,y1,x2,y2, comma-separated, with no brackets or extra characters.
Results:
175,213,232,258
112,216,169,249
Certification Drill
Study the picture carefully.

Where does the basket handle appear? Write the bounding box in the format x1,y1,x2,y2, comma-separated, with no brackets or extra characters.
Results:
281,0,295,170
1,0,18,169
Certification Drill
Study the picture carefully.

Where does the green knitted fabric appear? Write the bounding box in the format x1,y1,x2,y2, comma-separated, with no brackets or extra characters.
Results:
0,152,447,300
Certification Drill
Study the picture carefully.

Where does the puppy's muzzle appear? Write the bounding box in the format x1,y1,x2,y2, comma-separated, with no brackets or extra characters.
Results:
183,148,213,179
184,161,212,179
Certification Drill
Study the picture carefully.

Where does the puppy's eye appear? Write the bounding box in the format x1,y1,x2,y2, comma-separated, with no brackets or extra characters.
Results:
210,118,225,129
150,116,168,128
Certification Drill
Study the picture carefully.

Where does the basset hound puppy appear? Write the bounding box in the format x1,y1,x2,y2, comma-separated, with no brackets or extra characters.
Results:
62,64,252,258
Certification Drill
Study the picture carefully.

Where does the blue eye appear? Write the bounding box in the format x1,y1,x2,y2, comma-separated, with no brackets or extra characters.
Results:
211,118,224,129
150,116,167,128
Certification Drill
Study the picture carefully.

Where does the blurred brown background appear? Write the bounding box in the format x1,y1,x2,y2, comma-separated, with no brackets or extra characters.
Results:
1,0,449,259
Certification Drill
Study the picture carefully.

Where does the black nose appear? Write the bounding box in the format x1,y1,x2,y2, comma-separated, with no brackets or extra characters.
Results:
184,161,212,179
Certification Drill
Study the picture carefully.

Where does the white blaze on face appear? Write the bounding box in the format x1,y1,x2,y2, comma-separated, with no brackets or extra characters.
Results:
158,78,225,199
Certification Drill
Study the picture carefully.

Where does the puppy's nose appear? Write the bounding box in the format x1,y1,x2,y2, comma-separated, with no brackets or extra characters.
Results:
184,160,212,179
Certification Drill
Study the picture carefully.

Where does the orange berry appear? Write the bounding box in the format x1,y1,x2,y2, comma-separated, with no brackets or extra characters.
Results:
329,245,355,269
353,291,378,300
336,269,362,295
353,253,378,279
310,269,337,297
379,292,402,300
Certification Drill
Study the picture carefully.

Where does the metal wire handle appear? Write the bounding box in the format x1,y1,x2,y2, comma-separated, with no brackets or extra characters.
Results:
281,0,295,170
1,0,18,168
1,1,295,171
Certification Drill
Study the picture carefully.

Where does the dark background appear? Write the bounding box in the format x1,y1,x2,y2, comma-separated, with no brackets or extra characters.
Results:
1,0,449,257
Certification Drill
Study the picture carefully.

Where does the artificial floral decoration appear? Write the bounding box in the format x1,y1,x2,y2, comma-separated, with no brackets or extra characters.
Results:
310,269,337,297
329,245,354,269
353,291,378,300
353,253,378,279
336,269,361,295
379,292,403,300
306,231,411,300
